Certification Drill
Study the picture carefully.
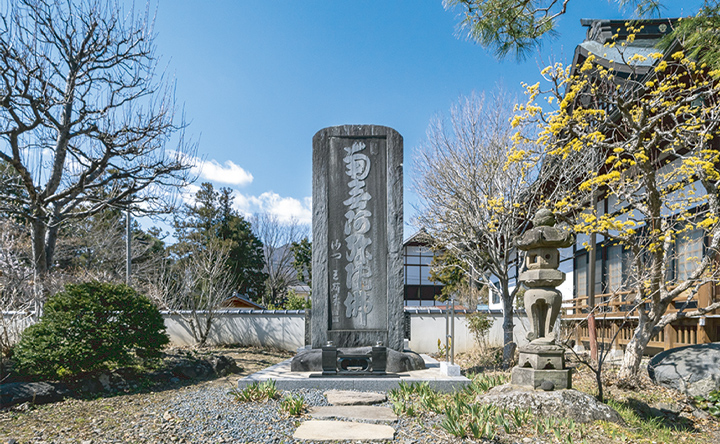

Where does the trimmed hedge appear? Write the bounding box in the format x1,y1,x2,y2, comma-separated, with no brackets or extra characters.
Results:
14,282,168,379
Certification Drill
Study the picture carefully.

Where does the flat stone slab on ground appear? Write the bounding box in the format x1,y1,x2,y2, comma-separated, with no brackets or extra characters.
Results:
325,389,387,405
293,420,395,441
477,384,624,424
309,405,397,423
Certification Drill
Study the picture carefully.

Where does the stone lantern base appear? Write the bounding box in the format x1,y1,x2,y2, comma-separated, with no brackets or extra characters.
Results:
511,344,571,390
511,367,572,390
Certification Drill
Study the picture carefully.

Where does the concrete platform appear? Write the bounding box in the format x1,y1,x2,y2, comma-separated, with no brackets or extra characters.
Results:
237,355,470,392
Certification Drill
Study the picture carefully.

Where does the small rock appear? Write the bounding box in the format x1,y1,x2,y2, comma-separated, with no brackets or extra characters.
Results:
540,380,555,391
98,374,112,391
692,408,712,420
163,411,173,422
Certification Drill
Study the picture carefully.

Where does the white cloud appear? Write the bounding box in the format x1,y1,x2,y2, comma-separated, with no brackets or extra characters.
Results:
232,191,312,225
190,158,254,186
179,185,310,225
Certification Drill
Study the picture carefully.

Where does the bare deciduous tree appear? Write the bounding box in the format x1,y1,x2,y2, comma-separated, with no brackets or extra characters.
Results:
414,90,540,367
150,242,236,348
251,213,307,308
0,0,195,310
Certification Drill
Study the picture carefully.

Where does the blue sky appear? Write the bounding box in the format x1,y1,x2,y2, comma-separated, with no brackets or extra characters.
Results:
144,0,703,239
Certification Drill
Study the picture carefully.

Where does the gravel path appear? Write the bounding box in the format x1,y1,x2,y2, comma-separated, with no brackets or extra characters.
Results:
0,382,450,443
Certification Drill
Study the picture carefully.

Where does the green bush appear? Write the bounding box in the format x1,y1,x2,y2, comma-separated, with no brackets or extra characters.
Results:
283,290,311,310
467,311,493,346
14,282,168,379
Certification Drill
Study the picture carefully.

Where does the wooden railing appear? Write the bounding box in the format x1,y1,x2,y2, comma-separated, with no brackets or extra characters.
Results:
563,283,719,351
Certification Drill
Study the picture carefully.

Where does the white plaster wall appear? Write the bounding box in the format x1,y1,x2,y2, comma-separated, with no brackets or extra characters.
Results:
1,312,36,345
407,311,530,354
163,311,305,351
5,310,533,355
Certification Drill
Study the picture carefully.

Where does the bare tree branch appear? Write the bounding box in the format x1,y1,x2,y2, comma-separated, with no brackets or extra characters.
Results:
0,0,196,306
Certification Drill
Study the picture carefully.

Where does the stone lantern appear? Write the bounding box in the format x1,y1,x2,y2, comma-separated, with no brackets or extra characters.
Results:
512,209,574,390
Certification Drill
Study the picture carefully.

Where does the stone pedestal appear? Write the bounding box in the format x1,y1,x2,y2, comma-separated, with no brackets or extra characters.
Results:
512,344,571,390
440,362,461,377
511,367,572,390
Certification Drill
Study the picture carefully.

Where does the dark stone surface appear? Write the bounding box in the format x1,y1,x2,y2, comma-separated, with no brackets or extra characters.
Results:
311,125,404,351
648,342,720,397
477,385,624,424
290,347,425,373
0,382,71,408
1,353,241,409
209,355,241,377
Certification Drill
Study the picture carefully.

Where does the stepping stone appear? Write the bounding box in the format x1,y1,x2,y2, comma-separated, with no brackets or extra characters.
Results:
309,405,398,424
324,389,387,405
293,420,395,441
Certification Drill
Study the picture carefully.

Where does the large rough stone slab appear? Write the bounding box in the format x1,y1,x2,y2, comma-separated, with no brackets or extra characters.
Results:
477,385,624,424
309,405,397,423
648,343,720,397
293,419,395,441
291,347,425,373
325,389,387,405
0,382,71,408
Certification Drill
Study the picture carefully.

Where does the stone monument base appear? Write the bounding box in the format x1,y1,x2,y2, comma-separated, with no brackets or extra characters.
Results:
511,366,572,390
291,347,425,374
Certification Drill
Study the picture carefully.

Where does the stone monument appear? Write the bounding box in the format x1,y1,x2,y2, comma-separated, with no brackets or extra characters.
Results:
291,125,423,374
511,209,574,390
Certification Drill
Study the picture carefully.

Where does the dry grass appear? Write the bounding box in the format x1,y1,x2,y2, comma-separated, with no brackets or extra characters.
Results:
452,345,720,443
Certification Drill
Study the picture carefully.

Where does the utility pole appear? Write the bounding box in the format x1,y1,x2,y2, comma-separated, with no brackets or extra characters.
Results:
126,205,131,286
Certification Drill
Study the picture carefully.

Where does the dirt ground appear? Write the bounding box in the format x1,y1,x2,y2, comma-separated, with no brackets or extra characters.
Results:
0,346,294,443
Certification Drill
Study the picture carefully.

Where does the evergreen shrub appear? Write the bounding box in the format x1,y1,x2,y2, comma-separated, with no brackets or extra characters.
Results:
14,281,168,379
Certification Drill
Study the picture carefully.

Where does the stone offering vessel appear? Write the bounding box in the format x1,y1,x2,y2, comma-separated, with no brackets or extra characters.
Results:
512,209,574,390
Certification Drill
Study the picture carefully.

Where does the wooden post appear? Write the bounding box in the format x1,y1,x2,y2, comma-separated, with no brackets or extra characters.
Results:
588,312,598,360
697,317,711,344
610,322,619,350
575,322,582,348
664,324,675,350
